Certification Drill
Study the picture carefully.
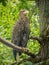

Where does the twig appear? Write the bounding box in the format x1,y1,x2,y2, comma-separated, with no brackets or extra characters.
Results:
30,36,42,44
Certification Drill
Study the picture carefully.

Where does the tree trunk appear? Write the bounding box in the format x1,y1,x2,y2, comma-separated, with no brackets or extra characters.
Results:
35,0,49,62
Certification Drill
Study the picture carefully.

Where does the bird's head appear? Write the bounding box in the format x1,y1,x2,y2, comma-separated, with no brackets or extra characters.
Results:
19,9,29,20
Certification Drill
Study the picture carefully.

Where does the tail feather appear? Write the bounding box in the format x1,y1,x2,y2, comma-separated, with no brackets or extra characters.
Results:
13,49,22,60
13,49,16,60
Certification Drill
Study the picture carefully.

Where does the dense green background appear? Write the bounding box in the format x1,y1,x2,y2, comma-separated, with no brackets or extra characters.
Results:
0,0,40,65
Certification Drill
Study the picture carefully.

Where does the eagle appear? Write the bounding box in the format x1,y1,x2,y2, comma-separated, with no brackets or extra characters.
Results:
12,9,30,61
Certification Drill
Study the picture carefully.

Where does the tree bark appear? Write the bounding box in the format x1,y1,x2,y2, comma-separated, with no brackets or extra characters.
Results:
36,0,49,62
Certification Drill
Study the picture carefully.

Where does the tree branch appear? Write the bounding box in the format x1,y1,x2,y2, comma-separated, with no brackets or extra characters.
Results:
30,36,42,44
10,56,41,65
0,37,42,65
0,37,36,58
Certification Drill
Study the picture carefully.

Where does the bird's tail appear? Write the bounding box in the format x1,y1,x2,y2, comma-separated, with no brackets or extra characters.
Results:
13,49,21,61
13,49,17,60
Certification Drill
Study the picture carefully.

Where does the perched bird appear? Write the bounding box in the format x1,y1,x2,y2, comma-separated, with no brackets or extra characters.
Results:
12,9,30,61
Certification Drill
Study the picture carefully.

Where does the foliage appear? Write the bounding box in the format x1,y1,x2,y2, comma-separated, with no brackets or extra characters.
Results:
0,0,39,65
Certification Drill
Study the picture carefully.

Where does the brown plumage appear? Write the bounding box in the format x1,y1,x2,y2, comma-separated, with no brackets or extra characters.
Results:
12,9,30,61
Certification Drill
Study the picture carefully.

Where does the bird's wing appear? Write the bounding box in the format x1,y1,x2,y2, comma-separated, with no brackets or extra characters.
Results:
21,26,30,47
12,21,21,45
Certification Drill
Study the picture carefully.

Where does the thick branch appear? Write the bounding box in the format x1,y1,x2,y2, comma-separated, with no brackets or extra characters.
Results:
0,37,36,58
